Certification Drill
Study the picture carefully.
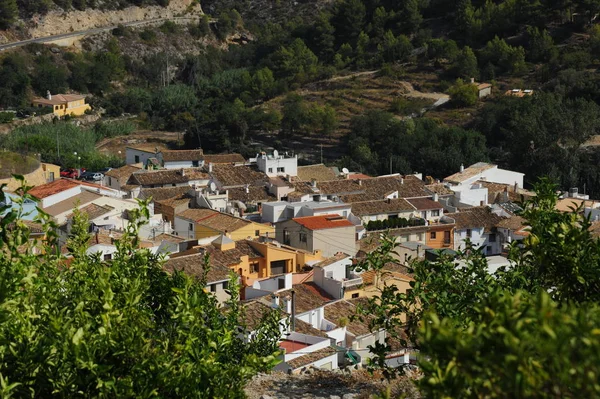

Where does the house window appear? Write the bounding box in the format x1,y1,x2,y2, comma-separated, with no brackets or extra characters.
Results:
268,168,273,173
172,184,176,187
222,281,229,290
210,284,216,292
489,233,497,242
430,232,437,240
250,262,260,273
189,223,193,231
255,229,260,237
277,167,285,173
444,231,451,244
299,232,307,243
487,245,492,254
466,229,472,238
49,172,55,182
104,253,112,261
135,155,140,163
432,210,440,217
351,293,359,299
278,278,286,289
108,177,112,186
192,160,199,167
283,229,290,245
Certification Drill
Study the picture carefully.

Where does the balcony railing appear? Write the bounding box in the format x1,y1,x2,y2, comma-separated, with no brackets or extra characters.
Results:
342,277,363,288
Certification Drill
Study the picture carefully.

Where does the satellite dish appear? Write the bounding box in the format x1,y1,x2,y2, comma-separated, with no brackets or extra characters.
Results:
209,182,217,192
273,149,279,158
342,168,350,174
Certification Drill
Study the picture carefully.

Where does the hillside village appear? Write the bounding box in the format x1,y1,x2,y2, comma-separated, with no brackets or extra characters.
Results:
4,145,597,375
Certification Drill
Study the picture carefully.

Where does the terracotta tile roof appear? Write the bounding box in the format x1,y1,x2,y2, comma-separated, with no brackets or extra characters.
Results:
43,191,103,216
227,186,275,203
171,239,262,267
29,179,80,199
292,175,430,203
555,198,598,213
324,300,372,337
161,149,204,162
88,230,124,247
66,202,114,221
154,233,185,243
129,169,209,186
287,347,336,370
105,165,142,184
177,209,251,233
294,318,328,337
297,164,338,182
5,219,45,234
445,206,504,233
292,214,354,231
590,221,600,238
476,180,534,204
209,164,267,187
269,177,292,188
138,186,191,202
477,83,492,90
314,252,351,268
406,198,443,210
155,194,191,208
347,173,372,180
33,93,85,106
496,215,527,231
425,183,454,196
280,282,334,314
351,198,415,216
239,300,275,331
163,253,232,283
444,162,497,184
204,153,246,164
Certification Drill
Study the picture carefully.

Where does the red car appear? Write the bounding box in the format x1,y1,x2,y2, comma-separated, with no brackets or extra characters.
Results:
60,168,85,179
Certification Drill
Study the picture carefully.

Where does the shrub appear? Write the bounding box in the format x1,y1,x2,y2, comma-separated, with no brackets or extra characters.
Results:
0,112,14,123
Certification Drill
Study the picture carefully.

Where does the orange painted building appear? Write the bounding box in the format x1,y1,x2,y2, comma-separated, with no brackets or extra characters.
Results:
426,223,454,249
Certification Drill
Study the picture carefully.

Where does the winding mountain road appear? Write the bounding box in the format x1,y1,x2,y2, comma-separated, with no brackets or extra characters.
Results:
0,16,203,52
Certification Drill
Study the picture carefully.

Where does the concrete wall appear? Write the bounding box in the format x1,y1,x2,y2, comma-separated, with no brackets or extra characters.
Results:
257,155,298,177
313,227,356,258
41,185,82,208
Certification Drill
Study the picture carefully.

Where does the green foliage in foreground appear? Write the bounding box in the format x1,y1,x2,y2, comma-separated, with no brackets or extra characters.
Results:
356,179,600,398
0,183,280,397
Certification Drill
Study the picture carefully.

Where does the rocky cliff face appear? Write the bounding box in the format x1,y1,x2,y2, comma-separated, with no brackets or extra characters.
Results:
24,0,201,40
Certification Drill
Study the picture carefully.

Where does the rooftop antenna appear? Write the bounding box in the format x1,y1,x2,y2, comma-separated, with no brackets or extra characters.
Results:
342,167,349,175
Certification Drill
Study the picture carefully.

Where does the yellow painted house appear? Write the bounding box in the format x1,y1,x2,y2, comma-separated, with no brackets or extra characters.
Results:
32,92,91,117
175,208,275,241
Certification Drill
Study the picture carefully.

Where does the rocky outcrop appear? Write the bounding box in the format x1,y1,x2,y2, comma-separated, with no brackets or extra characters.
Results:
26,0,202,40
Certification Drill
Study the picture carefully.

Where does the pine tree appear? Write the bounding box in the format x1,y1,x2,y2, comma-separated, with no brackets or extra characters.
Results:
0,0,18,30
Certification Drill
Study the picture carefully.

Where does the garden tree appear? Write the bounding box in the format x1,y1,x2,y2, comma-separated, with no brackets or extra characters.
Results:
370,6,388,43
452,46,479,79
527,27,558,63
0,0,18,29
355,31,370,68
454,0,475,41
354,182,600,396
426,39,459,64
0,54,30,108
311,13,336,62
347,111,488,177
480,36,527,75
378,31,412,63
32,57,68,95
330,0,366,45
448,78,478,107
395,0,423,34
476,92,600,195
0,184,281,397
272,38,319,84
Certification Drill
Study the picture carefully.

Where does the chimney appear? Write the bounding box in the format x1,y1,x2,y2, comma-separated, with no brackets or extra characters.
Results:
358,179,362,186
311,179,317,188
291,290,296,331
514,182,518,192
400,178,404,185
181,168,185,177
432,193,439,202
460,164,465,173
470,77,475,84
47,90,52,100
283,296,292,314
245,184,250,194
208,162,213,173
272,294,280,308
386,198,391,204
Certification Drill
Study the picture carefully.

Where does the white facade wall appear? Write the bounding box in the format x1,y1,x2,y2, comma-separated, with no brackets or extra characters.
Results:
283,333,330,362
173,216,197,240
164,160,195,169
451,185,488,207
81,185,122,199
257,155,298,177
42,185,82,208
262,202,289,223
125,148,156,166
104,175,122,191
252,273,293,292
325,327,346,346
296,307,325,330
313,269,344,299
482,168,524,188
87,243,118,259
455,228,502,255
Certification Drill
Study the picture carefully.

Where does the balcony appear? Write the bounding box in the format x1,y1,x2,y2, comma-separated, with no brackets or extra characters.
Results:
342,277,363,288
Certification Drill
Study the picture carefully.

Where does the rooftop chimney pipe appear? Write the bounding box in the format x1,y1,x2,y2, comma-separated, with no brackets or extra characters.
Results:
291,289,296,331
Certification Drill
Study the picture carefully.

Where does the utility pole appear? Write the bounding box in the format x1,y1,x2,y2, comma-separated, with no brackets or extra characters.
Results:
320,144,323,164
